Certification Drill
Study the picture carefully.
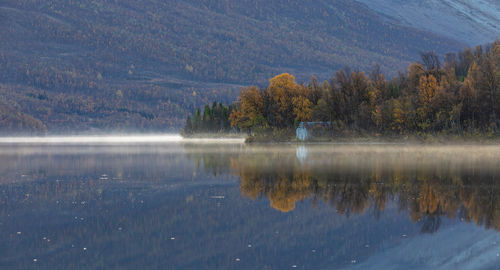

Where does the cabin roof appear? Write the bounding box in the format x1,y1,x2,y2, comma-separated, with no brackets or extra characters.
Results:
298,122,333,128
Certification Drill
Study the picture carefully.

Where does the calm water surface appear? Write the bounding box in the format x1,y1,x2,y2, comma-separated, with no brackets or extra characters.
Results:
1,140,500,269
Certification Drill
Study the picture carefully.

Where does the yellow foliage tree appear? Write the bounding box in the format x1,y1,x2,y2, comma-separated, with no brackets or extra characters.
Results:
292,96,312,122
268,73,309,127
229,86,265,131
407,63,425,91
417,74,439,107
392,99,406,134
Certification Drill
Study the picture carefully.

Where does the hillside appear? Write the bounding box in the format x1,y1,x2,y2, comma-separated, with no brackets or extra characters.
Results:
0,0,467,132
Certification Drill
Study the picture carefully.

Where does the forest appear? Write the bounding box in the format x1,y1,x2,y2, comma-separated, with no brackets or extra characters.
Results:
185,40,500,140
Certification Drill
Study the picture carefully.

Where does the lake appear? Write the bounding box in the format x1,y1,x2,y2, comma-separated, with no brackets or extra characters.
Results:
1,137,500,269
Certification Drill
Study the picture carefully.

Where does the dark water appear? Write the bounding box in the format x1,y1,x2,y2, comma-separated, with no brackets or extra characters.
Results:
1,142,500,269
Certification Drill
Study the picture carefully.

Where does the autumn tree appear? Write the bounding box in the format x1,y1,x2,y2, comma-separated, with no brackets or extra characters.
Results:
292,96,312,122
417,75,439,108
420,51,442,78
267,73,310,128
477,52,499,131
331,69,369,127
229,86,266,132
407,63,425,94
459,64,479,130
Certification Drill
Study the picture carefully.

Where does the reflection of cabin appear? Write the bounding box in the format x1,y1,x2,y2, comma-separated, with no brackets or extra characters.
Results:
296,122,332,141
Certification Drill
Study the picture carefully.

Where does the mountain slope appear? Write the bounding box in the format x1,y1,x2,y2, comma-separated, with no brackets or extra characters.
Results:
355,0,500,45
0,0,466,132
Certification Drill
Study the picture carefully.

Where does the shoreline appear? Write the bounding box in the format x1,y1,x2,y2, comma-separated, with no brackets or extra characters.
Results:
185,133,500,145
1,133,500,146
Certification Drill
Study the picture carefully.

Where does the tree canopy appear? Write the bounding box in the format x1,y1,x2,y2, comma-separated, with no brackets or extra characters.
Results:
186,40,500,139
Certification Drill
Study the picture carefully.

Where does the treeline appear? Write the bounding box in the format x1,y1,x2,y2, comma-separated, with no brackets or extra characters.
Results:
186,40,500,138
182,102,234,134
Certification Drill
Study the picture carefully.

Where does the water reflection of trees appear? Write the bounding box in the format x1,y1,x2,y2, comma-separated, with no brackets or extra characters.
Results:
183,143,241,176
190,146,500,232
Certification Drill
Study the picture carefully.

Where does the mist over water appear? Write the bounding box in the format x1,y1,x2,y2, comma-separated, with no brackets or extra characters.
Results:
0,134,245,144
1,142,500,269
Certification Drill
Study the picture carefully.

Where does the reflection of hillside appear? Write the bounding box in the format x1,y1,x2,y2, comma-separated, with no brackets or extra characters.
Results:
194,145,500,232
183,143,242,176
0,145,199,185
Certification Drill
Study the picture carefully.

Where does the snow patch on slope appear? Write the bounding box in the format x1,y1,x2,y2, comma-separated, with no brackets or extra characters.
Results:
355,0,500,45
